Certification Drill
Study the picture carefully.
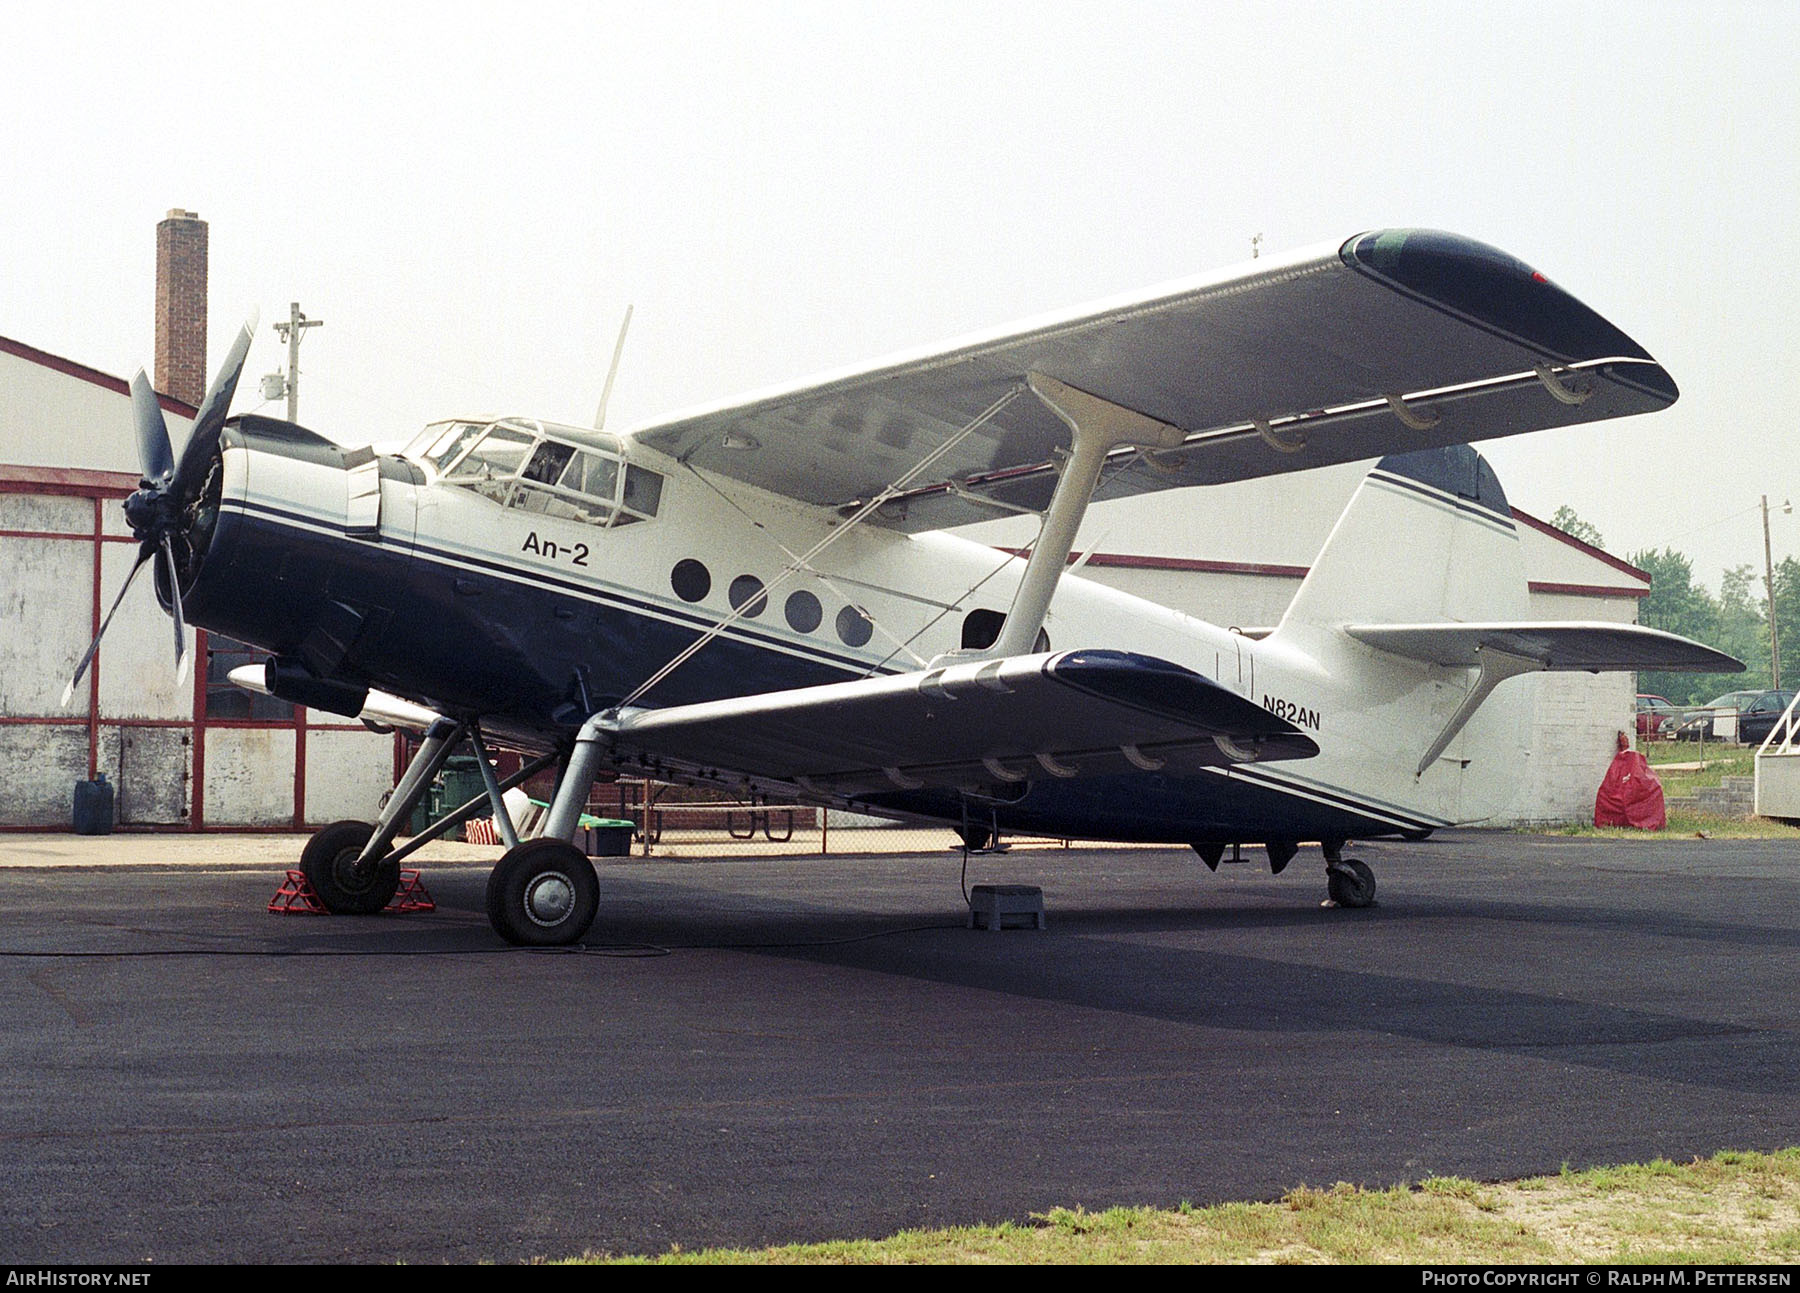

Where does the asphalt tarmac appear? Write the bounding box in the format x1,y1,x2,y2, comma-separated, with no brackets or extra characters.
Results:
1,830,1797,1264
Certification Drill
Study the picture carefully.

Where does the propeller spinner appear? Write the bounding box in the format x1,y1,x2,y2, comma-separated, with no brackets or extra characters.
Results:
61,314,259,706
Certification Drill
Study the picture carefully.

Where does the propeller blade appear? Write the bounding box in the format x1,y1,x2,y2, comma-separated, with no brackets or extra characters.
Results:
172,311,258,504
158,531,190,684
61,542,155,707
130,370,174,484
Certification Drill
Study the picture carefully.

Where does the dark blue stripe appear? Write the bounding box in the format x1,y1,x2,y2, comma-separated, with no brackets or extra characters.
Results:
223,497,892,676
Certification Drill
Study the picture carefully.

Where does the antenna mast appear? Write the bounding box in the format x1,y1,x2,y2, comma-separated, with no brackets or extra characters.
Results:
594,304,634,430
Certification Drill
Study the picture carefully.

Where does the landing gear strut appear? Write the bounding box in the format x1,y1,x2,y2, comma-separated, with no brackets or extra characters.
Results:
298,721,565,938
1321,838,1376,908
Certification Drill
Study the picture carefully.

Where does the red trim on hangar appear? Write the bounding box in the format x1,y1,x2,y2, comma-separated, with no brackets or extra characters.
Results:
0,466,402,831
0,336,197,419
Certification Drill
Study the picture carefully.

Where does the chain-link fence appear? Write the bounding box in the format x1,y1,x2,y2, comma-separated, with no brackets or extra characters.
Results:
583,779,1076,859
444,775,1082,859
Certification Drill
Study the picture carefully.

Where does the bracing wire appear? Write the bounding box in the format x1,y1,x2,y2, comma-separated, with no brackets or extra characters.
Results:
618,384,1025,709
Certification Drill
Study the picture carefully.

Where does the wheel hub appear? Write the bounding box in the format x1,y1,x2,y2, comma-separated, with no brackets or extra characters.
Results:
332,848,377,894
524,872,576,927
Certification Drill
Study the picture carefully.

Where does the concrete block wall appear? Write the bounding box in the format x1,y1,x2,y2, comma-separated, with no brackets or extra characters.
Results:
1501,671,1634,827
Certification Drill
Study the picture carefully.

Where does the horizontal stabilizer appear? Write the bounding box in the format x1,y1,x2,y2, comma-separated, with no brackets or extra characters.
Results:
1343,622,1743,673
602,649,1318,799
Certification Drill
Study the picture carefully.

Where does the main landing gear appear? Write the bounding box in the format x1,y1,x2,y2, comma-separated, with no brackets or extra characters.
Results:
299,717,593,946
485,838,599,947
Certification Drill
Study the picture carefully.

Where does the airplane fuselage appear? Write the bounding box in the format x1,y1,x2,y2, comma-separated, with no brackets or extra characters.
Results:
179,413,1533,846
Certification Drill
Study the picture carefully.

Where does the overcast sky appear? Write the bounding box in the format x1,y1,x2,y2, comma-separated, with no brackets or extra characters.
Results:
4,1,1794,588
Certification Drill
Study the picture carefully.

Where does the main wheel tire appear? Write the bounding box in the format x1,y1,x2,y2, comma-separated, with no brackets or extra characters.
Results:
486,838,599,947
959,824,994,852
300,820,401,915
1326,857,1377,908
1399,828,1435,842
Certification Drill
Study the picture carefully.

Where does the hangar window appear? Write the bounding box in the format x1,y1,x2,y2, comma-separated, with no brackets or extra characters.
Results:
204,637,294,722
415,418,664,529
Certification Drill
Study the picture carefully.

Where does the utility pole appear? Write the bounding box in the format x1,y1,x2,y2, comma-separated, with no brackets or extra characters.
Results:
269,302,323,422
1764,495,1791,690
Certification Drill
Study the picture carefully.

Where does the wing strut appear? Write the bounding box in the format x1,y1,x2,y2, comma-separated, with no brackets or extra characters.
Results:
1414,645,1542,777
982,374,1185,658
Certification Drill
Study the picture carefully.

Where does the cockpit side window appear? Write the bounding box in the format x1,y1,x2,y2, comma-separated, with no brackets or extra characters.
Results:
444,425,537,481
623,465,663,517
427,418,665,530
522,441,576,485
560,451,620,502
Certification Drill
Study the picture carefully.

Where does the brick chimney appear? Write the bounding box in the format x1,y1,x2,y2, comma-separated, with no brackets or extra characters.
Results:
154,209,208,407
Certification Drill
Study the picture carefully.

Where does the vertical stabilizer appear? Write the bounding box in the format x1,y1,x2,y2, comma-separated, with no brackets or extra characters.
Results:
1279,444,1528,633
1273,444,1533,822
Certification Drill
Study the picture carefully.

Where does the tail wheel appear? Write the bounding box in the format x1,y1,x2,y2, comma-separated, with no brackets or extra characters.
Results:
300,820,400,914
486,838,599,946
1326,858,1377,908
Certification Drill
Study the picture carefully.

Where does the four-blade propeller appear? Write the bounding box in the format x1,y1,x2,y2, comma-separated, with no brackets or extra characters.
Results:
61,313,258,706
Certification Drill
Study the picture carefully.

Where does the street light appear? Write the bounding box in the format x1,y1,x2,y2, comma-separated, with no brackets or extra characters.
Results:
1764,495,1792,689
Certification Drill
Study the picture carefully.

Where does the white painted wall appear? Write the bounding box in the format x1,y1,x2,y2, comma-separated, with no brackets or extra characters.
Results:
0,349,192,473
0,725,91,827
203,728,297,826
304,729,394,823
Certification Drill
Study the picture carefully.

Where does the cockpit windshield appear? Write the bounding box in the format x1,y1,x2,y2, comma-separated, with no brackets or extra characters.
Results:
406,417,663,527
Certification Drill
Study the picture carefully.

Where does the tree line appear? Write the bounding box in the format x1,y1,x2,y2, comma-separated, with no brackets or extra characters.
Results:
1551,506,1795,705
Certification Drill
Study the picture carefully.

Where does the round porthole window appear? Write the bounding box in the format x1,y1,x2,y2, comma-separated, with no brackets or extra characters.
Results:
785,590,823,634
727,574,768,617
670,559,711,603
835,604,874,647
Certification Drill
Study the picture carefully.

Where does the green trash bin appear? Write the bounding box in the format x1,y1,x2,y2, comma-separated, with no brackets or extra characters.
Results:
403,756,488,836
436,757,488,822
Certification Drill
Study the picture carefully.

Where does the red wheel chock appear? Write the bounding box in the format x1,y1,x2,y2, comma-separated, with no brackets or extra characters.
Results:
267,869,435,915
389,870,435,913
268,870,328,914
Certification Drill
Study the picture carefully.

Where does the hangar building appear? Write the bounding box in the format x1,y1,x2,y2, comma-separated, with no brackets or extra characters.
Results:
0,212,397,830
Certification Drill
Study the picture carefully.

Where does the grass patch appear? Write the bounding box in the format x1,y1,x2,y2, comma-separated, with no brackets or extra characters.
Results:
1532,745,1795,837
563,1149,1800,1265
1542,811,1795,839
1644,747,1756,793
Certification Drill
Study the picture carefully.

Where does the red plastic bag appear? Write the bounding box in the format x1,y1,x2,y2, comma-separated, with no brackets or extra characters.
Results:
1594,743,1666,830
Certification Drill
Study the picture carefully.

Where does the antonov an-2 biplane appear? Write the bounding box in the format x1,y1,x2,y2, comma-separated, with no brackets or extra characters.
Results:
68,229,1738,944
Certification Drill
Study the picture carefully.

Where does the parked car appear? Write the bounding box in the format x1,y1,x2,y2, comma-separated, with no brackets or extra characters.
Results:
1738,690,1799,747
1668,689,1794,744
1667,690,1761,741
1636,694,1680,737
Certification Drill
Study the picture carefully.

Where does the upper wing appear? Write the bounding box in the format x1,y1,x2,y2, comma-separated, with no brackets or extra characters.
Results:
1343,622,1742,673
626,229,1676,532
600,649,1317,800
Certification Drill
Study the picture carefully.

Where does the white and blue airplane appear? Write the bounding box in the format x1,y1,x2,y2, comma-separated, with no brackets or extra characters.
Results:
68,229,1738,944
